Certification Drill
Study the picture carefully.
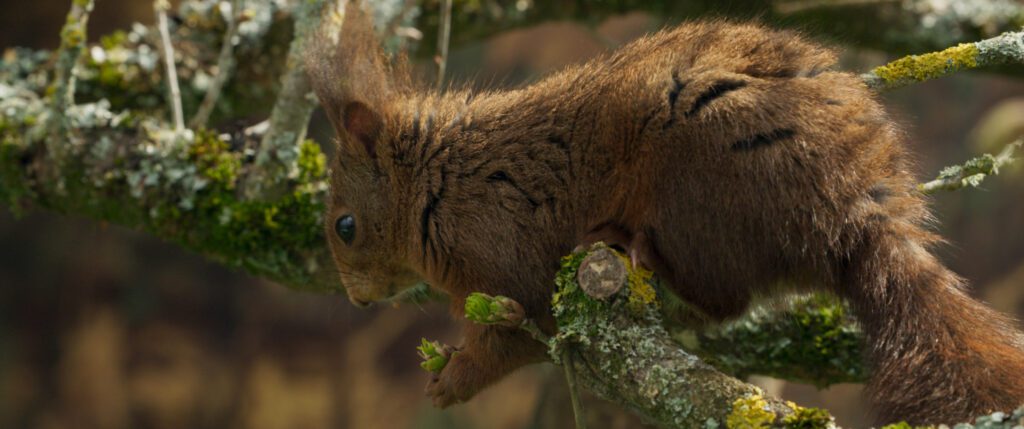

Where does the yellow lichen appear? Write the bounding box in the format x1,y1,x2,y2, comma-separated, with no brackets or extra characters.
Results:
879,422,935,429
781,401,833,429
615,253,659,311
726,395,776,429
872,43,978,84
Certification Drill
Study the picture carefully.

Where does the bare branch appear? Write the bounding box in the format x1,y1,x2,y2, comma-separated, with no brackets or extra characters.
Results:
190,0,245,129
435,0,453,90
155,0,186,132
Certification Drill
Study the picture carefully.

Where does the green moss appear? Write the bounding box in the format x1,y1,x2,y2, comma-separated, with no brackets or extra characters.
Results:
0,128,33,215
551,250,605,332
698,294,865,387
189,129,241,188
726,395,775,429
552,248,662,329
297,139,326,182
99,30,127,50
872,43,979,84
879,422,933,429
60,26,86,47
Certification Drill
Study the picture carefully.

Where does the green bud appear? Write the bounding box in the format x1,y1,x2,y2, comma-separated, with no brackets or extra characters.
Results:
464,292,525,327
417,338,455,373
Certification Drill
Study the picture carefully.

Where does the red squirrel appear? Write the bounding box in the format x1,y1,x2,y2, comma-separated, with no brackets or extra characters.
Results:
306,2,1024,424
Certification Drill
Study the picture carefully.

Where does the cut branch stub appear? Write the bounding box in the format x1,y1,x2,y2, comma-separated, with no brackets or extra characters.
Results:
576,245,628,299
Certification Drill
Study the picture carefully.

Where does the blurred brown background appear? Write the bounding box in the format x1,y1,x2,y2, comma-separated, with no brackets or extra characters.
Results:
2,1,1024,428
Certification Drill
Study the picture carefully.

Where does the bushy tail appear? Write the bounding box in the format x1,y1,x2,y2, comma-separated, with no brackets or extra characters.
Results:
842,226,1024,425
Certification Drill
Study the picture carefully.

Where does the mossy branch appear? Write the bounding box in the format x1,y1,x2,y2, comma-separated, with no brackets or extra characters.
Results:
1,0,337,293
535,244,840,428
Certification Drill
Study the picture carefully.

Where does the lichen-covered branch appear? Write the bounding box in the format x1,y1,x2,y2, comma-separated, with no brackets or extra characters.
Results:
245,0,337,199
190,0,243,128
45,0,95,179
863,30,1024,91
524,244,1024,429
1,93,336,292
919,138,1022,193
543,244,837,428
415,0,1024,59
1,0,336,293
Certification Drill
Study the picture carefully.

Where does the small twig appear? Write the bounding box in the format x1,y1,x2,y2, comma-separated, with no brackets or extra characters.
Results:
50,0,95,122
561,349,588,429
191,0,244,129
46,0,96,171
519,319,550,343
919,138,1022,194
435,0,453,90
156,0,185,132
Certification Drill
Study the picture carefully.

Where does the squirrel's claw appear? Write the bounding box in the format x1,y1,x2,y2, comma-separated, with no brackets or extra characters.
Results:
629,247,641,269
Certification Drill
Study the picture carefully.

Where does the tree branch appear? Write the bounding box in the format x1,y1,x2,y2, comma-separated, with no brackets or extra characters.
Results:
244,0,334,199
461,243,1024,428
415,0,1024,59
190,0,244,129
45,0,95,187
919,138,1022,193
1,0,335,292
155,0,185,131
863,30,1024,91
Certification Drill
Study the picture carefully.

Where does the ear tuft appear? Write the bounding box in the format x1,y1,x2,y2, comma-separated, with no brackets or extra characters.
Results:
343,101,382,158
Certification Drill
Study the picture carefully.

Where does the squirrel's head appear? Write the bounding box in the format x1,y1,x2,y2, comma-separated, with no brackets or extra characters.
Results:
307,1,422,306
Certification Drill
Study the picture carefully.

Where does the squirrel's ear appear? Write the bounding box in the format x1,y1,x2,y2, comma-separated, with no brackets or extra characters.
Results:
342,101,382,159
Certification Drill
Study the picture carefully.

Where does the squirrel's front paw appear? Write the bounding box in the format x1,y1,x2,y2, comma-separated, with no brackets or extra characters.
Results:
425,353,479,408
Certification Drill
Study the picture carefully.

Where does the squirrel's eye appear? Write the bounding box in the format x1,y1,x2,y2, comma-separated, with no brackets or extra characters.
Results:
335,215,356,245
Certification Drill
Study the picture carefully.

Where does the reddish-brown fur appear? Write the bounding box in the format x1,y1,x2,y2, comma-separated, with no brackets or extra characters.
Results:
307,3,1024,424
